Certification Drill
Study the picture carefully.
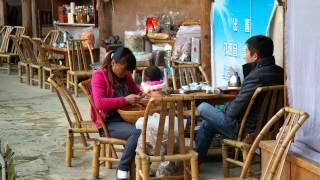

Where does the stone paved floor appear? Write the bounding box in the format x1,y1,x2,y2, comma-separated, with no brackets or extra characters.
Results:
0,72,253,179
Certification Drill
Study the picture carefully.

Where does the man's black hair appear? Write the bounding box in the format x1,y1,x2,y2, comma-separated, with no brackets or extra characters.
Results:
246,35,274,58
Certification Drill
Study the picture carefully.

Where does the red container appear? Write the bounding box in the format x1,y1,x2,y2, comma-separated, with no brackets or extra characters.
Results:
59,15,66,23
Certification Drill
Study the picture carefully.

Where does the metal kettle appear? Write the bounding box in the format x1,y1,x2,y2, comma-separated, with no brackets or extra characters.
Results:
228,72,241,87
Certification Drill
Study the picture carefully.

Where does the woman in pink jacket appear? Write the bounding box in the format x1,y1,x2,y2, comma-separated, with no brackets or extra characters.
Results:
91,47,143,180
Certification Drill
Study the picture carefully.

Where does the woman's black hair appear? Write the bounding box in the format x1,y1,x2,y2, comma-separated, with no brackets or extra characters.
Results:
143,66,162,82
101,47,136,86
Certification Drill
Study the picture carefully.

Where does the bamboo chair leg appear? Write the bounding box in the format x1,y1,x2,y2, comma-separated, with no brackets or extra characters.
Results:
184,160,190,180
7,57,11,75
42,69,46,89
67,72,70,90
38,68,42,88
65,130,73,167
130,160,136,180
105,144,112,168
142,157,150,180
26,66,30,85
92,143,101,180
242,149,249,177
100,144,106,167
49,70,54,92
191,152,199,180
222,143,230,177
74,75,78,97
136,156,141,180
29,67,33,85
18,64,22,83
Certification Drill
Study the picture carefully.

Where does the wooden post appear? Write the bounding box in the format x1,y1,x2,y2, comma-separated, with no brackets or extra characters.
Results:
98,1,112,43
200,0,212,82
31,0,39,37
21,0,33,36
0,0,7,26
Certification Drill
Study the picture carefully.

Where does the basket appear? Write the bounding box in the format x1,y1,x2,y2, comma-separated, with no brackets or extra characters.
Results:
117,106,145,124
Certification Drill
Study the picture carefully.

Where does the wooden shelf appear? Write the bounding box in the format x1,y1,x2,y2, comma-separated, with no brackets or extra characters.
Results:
147,38,175,46
55,23,95,27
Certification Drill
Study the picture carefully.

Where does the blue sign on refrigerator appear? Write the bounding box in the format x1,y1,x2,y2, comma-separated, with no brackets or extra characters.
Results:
212,0,275,87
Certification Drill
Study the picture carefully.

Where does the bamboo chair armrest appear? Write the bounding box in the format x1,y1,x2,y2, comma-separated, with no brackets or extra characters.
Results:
96,137,127,145
210,177,257,180
223,139,251,150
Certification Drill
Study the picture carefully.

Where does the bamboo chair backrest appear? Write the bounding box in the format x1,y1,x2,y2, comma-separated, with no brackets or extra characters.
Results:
171,63,210,90
79,79,112,138
67,39,94,72
31,37,50,66
13,26,25,37
9,35,27,63
141,96,197,156
43,30,64,46
0,26,14,53
43,30,64,61
240,107,309,180
8,26,25,55
48,74,85,128
21,35,38,64
237,85,285,143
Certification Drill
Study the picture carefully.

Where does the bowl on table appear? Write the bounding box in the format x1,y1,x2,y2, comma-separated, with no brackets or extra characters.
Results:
117,106,146,124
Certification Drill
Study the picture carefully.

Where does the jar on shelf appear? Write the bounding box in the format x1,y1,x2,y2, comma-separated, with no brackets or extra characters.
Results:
124,31,145,53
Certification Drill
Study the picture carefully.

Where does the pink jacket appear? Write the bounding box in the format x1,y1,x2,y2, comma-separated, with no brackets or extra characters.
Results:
91,69,141,128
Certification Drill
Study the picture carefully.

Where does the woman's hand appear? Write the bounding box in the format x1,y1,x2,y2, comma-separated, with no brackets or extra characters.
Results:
138,96,150,106
125,94,141,105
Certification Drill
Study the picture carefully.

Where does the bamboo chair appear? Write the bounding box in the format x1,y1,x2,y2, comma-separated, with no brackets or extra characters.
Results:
171,63,210,90
31,37,69,91
135,95,199,180
18,35,44,87
0,26,25,74
47,74,98,167
222,85,285,177
9,35,31,84
212,107,309,180
42,29,64,63
66,39,95,97
78,79,131,179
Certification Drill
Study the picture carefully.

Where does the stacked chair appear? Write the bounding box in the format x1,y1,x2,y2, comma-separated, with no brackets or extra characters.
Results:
0,26,25,74
66,39,94,96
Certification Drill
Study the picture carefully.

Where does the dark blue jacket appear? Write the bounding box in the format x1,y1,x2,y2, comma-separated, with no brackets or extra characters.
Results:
224,56,284,136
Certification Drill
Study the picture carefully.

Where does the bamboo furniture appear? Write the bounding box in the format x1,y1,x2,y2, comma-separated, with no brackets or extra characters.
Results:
48,74,98,167
222,85,285,177
260,140,320,180
78,79,129,179
212,107,309,180
0,26,25,74
135,95,199,180
31,36,69,91
171,63,210,90
66,39,94,97
20,35,44,87
9,35,31,84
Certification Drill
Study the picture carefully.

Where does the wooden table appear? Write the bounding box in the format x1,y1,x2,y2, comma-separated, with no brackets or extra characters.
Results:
45,46,99,67
260,140,320,180
45,47,70,66
170,91,236,105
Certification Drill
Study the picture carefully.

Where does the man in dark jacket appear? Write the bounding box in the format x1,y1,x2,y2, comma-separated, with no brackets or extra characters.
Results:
195,35,284,163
